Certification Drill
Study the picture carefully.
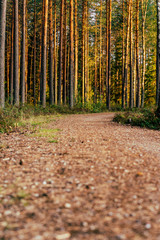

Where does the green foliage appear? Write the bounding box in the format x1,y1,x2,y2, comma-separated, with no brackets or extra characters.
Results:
113,107,160,130
0,103,109,133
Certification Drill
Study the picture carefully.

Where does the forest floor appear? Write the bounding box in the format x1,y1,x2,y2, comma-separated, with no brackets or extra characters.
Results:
0,112,160,240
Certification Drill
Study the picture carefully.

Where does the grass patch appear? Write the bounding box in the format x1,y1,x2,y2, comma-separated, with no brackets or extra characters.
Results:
113,107,160,130
29,128,60,142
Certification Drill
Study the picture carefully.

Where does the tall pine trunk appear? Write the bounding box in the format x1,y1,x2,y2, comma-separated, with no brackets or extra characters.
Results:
41,0,48,107
69,0,74,107
107,0,111,109
13,0,19,106
99,0,102,100
141,0,148,107
20,0,26,106
33,0,36,105
49,0,54,105
54,1,57,104
136,0,140,108
82,0,85,104
9,9,14,105
106,0,108,106
129,0,133,108
124,0,131,107
157,0,160,106
94,12,98,103
58,0,64,104
63,0,67,104
0,0,7,108
122,0,125,108
84,0,89,102
74,0,78,101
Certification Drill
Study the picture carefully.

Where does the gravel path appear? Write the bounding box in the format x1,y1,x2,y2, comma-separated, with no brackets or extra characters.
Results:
0,113,160,240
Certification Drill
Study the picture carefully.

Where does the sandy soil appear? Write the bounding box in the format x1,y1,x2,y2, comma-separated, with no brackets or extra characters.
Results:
0,113,160,240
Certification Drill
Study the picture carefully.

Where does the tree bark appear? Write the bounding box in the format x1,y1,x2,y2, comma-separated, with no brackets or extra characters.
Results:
100,0,102,100
58,0,64,104
9,8,14,105
49,0,54,105
63,0,67,104
136,0,140,108
107,0,111,109
13,0,19,106
157,0,160,106
122,0,125,108
82,0,85,104
74,0,78,101
141,0,148,107
33,0,36,105
0,0,7,108
69,0,74,108
84,0,89,102
129,0,133,108
124,0,131,107
94,12,98,103
41,0,48,108
54,1,57,105
20,0,26,106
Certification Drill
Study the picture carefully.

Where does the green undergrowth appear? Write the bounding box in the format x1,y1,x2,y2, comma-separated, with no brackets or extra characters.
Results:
0,102,108,133
113,107,160,130
1,103,160,133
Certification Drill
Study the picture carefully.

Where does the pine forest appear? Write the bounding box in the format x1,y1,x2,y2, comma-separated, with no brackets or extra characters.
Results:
0,0,160,109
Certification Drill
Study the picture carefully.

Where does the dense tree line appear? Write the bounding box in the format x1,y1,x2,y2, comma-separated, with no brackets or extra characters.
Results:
0,0,160,108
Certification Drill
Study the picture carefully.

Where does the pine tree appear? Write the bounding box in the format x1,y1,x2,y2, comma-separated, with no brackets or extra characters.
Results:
41,0,48,108
13,0,19,106
20,0,26,106
69,0,74,107
0,0,7,108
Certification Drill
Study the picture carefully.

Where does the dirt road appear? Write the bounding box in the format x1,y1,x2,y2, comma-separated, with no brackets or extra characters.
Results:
0,113,160,240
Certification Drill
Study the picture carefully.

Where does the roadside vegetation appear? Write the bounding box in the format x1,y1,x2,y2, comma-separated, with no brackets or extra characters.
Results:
1,104,160,134
0,103,108,133
113,107,160,130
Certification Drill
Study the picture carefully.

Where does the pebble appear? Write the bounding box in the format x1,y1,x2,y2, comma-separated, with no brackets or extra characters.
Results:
55,233,71,240
65,203,71,208
145,223,151,229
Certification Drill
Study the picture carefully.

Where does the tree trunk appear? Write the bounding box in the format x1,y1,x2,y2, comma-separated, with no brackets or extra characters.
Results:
129,0,133,108
157,0,160,106
122,0,125,108
0,0,7,108
136,0,140,108
84,0,89,102
20,0,26,106
33,0,36,105
94,12,98,103
13,0,19,106
100,0,102,100
141,0,148,107
107,0,111,109
74,0,78,101
124,0,131,108
106,0,108,106
49,0,54,105
82,0,85,104
63,0,67,104
58,0,64,104
9,9,14,105
54,1,57,105
69,0,74,108
41,0,48,108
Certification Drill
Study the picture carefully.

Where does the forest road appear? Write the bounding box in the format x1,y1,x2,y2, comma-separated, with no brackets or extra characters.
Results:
0,112,160,240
